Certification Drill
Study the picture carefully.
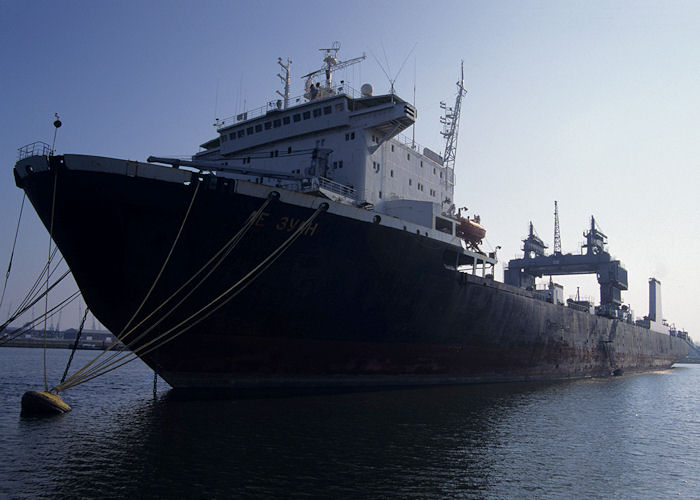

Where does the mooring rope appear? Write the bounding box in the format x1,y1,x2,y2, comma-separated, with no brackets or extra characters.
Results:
120,180,201,336
43,169,58,391
0,290,81,347
56,202,327,391
116,194,273,346
0,193,26,314
12,248,60,318
53,181,204,388
60,307,89,384
57,194,274,390
0,268,71,333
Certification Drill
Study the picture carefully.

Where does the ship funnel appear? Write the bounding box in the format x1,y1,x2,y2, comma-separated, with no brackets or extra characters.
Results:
648,278,662,322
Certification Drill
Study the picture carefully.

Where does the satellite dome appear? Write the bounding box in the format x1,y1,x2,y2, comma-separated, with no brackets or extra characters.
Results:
361,83,373,97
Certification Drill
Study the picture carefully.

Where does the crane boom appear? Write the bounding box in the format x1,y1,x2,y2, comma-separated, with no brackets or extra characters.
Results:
302,42,365,91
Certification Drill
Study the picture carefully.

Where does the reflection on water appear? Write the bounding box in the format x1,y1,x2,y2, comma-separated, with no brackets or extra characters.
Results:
1,348,698,499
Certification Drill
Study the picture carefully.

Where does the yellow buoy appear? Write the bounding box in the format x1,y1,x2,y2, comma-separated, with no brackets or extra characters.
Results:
21,390,71,416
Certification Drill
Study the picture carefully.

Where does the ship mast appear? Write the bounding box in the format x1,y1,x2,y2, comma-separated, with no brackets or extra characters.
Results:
302,42,365,93
440,61,466,174
553,200,562,255
276,57,291,109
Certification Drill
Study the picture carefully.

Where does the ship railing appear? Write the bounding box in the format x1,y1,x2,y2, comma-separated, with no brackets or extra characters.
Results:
317,176,357,200
216,83,363,130
567,301,592,313
18,141,51,161
393,133,424,154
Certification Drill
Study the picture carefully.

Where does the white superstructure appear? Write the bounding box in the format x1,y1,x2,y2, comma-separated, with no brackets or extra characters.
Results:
149,46,488,257
193,48,457,222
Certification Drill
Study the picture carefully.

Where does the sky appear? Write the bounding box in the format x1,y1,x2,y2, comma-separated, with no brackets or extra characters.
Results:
1,0,699,341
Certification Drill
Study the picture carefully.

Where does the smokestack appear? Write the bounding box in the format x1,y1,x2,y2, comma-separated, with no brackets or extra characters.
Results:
648,278,662,322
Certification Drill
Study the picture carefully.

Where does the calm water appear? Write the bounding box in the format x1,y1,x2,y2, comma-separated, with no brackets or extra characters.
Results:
1,348,698,499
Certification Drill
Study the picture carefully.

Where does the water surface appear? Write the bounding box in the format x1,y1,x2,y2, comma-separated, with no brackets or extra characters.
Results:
1,348,698,498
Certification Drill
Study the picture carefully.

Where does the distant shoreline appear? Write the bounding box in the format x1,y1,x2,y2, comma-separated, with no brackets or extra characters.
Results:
0,339,126,351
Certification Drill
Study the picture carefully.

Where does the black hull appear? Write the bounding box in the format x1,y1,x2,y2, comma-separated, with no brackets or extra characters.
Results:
14,155,690,389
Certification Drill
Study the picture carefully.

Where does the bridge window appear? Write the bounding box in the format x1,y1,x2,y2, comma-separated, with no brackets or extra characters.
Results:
323,105,332,115
391,145,395,152
255,124,262,133
293,114,301,122
313,108,322,118
283,116,290,125
435,217,453,234
264,121,272,130
273,119,281,128
303,111,311,120
229,132,235,140
246,127,254,135
237,130,244,138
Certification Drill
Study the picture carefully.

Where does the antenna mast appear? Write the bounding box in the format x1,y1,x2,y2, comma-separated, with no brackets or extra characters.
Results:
440,61,466,173
276,57,291,109
553,200,562,255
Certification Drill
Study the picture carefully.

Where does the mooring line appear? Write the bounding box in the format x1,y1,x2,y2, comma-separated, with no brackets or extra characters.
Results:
0,290,81,347
56,202,326,391
60,307,90,384
43,169,58,392
58,195,275,390
120,180,201,337
55,181,203,389
0,193,26,314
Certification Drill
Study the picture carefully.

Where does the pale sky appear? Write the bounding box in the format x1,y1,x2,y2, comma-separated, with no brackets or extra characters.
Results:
1,0,699,341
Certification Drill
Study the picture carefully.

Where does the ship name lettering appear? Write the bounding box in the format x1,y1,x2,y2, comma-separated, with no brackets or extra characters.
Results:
255,212,270,227
304,223,318,236
276,216,301,232
275,216,318,236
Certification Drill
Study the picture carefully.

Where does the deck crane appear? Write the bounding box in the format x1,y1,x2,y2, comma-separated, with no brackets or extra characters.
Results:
302,42,365,96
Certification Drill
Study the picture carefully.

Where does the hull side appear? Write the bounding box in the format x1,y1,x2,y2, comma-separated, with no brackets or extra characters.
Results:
15,155,690,389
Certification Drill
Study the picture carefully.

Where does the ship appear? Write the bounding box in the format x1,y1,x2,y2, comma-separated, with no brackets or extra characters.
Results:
13,45,690,391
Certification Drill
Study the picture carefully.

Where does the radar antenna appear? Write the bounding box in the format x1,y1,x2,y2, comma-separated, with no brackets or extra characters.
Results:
276,57,292,109
302,42,365,92
553,200,562,255
440,61,466,173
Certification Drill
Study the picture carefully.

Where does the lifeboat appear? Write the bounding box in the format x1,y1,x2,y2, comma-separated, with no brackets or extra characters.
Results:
456,217,486,244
